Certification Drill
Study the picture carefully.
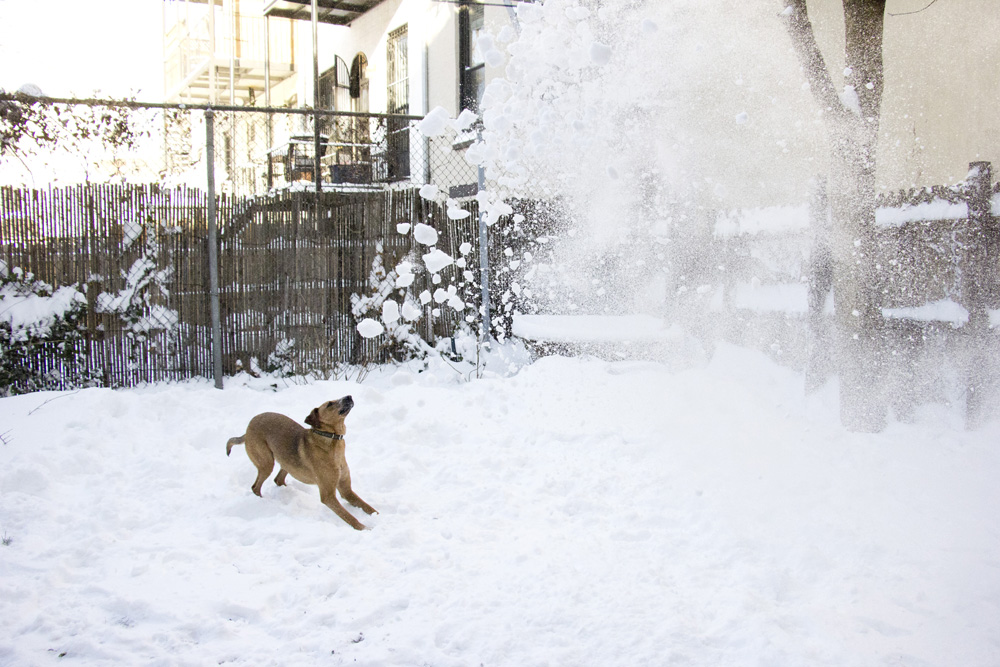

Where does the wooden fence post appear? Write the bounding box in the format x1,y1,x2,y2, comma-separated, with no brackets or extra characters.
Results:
806,175,833,391
964,161,994,427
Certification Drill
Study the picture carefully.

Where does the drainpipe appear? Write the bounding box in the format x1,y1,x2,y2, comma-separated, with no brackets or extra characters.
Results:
423,40,431,184
229,0,236,104
208,0,217,104
312,0,321,203
265,15,273,188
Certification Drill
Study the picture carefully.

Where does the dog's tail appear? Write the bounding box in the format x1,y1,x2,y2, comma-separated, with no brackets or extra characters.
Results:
226,435,245,456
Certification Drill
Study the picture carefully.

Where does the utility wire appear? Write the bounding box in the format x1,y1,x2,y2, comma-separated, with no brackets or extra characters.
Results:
888,0,941,17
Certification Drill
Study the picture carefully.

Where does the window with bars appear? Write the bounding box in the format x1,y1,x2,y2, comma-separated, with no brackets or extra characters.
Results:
318,56,351,141
459,2,485,113
318,56,351,112
387,24,410,180
387,25,409,115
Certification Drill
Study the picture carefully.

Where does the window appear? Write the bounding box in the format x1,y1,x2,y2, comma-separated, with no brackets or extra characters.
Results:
317,56,350,141
387,25,410,180
339,53,371,178
318,56,351,112
459,2,485,113
387,26,409,115
350,53,369,113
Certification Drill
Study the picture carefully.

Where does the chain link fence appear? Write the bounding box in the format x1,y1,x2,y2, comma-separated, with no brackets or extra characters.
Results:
0,93,545,393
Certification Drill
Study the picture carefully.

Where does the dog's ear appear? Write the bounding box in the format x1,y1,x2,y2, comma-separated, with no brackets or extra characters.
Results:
305,408,320,428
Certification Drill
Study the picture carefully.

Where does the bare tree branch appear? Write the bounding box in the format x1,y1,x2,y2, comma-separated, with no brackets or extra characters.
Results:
780,0,850,123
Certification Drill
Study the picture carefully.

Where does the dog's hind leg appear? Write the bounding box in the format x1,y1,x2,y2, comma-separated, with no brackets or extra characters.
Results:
274,468,288,486
319,485,366,530
243,438,275,497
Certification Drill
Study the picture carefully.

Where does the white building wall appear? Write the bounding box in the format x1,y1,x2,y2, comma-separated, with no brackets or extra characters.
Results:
282,0,515,117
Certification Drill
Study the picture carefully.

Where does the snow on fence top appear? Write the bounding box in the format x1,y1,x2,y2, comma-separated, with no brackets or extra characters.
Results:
875,199,969,228
715,180,995,238
714,205,809,238
512,314,683,344
881,299,970,328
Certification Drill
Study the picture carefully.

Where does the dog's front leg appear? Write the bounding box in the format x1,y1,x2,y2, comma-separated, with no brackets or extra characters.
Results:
338,470,377,515
319,486,366,530
341,489,377,515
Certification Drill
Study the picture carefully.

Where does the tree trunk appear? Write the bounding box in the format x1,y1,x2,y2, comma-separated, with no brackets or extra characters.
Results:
783,0,888,431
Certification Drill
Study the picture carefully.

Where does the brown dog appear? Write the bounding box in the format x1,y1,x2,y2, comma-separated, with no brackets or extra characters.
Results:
226,395,377,530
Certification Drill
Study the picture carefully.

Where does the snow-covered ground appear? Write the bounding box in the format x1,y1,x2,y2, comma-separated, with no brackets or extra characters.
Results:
2,344,999,666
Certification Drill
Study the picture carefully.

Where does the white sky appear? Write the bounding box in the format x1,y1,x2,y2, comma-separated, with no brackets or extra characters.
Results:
0,0,164,99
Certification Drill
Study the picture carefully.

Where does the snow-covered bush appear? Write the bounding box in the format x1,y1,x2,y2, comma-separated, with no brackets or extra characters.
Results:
0,263,92,395
352,241,435,363
96,217,179,343
265,337,297,377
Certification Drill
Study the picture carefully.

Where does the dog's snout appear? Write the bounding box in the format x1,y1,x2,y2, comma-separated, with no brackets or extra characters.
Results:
342,395,354,407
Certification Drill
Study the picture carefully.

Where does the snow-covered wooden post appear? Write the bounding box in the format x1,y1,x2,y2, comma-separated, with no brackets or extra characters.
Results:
963,161,994,427
805,175,833,391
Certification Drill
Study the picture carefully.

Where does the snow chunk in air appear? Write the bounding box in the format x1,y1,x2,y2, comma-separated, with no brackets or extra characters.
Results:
419,184,440,201
417,106,451,137
413,223,439,246
401,301,422,321
453,109,478,132
382,300,400,325
356,318,384,338
423,248,455,274
590,42,612,66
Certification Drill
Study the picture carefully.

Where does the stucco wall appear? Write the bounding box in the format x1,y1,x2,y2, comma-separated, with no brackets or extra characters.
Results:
808,0,999,189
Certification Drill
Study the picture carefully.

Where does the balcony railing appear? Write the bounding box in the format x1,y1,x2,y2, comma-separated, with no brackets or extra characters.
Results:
164,12,295,100
266,115,415,190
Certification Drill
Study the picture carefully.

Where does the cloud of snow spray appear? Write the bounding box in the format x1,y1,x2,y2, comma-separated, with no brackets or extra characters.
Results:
469,0,984,416
472,1,821,339
473,1,679,321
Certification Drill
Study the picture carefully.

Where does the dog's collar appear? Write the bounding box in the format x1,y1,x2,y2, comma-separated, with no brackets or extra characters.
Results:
311,428,344,440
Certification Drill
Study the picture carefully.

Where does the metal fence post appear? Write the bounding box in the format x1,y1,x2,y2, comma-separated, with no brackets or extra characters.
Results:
477,129,491,343
312,0,322,209
206,108,224,389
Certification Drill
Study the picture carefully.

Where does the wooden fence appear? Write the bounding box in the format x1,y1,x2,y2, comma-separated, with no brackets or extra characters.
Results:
707,161,1000,425
1,184,217,389
217,188,483,374
510,162,999,427
0,183,494,392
